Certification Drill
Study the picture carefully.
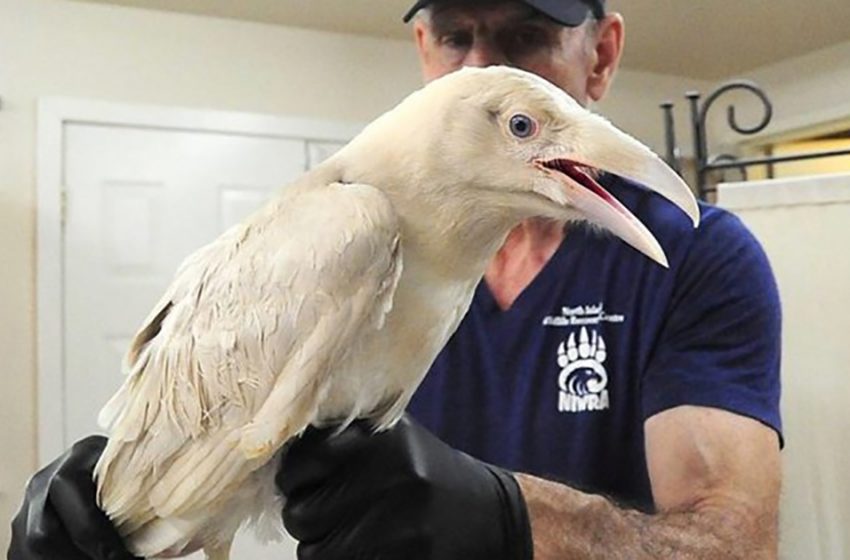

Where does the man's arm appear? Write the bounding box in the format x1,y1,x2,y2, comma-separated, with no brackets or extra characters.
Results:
519,405,781,559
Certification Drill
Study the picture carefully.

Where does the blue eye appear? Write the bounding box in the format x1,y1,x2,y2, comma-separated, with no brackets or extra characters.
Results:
509,114,537,138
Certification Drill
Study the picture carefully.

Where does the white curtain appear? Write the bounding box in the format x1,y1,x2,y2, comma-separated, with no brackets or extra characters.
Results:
718,173,850,560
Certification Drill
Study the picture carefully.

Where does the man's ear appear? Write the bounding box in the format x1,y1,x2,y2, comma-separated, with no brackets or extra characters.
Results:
586,13,625,102
414,19,431,63
414,17,444,82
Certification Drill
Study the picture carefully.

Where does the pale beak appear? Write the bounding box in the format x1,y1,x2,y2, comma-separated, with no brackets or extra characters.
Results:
534,114,700,268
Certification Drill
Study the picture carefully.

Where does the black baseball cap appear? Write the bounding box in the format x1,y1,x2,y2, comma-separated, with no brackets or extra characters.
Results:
402,0,606,26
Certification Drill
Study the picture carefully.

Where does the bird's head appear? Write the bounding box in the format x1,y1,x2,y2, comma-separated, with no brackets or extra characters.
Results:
340,66,698,268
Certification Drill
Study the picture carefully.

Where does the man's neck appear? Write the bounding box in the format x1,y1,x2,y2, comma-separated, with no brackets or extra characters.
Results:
484,218,566,310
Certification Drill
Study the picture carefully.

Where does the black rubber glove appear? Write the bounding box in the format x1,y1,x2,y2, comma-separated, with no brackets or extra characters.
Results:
277,414,533,560
8,435,139,560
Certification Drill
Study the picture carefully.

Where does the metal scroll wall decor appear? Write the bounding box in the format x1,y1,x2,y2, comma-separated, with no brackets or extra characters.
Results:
660,80,850,200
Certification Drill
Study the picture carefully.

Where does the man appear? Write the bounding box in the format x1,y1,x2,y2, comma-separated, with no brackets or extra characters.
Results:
10,1,782,559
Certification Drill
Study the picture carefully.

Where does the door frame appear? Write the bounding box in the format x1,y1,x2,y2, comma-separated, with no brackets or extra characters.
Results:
37,97,362,463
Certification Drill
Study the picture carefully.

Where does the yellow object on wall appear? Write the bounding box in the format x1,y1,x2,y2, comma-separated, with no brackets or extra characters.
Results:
748,137,850,180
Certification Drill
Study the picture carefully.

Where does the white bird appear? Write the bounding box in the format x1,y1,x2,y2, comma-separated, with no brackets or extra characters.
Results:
93,65,699,559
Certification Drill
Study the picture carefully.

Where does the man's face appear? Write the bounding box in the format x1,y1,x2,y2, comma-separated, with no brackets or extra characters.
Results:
414,0,599,105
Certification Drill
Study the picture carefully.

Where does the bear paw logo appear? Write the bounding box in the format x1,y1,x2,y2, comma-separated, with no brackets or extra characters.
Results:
557,327,608,397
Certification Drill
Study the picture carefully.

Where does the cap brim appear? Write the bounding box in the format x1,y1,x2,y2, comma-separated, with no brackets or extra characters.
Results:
403,0,433,22
403,0,598,26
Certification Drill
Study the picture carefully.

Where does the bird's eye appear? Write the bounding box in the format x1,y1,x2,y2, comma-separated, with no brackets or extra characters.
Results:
509,114,537,139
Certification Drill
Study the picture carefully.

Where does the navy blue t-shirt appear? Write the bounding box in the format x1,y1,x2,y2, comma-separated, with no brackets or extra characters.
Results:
407,175,782,512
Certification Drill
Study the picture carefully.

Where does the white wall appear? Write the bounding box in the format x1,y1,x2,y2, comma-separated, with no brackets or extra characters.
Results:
596,69,713,157
715,40,850,148
749,40,850,135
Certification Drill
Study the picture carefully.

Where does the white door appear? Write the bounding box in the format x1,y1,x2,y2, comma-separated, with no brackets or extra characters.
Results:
62,122,334,559
64,123,308,442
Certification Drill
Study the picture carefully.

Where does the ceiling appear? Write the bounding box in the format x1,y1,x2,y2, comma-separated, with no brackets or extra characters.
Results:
69,0,850,80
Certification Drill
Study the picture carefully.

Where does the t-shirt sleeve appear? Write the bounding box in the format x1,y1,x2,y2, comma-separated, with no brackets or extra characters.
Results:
641,210,783,444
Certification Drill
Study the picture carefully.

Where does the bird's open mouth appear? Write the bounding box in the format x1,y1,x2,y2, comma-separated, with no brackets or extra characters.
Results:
536,158,616,206
532,156,670,268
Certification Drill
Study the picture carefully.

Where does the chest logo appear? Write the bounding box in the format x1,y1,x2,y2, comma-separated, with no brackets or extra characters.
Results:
557,327,610,413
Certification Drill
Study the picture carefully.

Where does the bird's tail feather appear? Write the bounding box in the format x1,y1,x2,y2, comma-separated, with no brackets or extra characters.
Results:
128,516,199,558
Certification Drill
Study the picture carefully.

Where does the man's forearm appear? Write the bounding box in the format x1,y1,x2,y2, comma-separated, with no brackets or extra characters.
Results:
515,473,778,560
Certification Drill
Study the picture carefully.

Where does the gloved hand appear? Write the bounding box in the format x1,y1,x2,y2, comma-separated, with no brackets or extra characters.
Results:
8,435,138,560
277,414,533,560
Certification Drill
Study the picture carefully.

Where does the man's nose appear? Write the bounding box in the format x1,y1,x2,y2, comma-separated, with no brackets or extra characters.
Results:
462,38,508,67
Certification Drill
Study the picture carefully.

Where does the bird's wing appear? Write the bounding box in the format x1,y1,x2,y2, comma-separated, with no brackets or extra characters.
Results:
94,182,403,540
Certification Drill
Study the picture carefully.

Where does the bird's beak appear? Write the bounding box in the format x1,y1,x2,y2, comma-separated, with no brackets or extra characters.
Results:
533,120,699,268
